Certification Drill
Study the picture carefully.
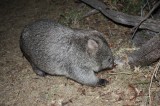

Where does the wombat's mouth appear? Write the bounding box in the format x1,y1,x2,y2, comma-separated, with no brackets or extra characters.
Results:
103,63,115,70
104,66,113,70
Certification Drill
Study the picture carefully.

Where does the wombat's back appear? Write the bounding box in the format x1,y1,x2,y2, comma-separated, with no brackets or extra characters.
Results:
20,19,74,75
21,19,73,40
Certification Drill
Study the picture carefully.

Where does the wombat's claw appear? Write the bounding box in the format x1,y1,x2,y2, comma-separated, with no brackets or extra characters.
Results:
97,79,109,87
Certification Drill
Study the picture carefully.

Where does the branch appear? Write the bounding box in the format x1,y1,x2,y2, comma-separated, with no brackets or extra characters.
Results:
132,1,160,39
80,0,160,32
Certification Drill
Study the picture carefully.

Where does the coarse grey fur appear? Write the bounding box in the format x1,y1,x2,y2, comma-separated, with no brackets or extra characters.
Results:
20,19,114,86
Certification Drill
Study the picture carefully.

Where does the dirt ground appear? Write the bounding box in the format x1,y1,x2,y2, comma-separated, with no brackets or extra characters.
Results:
0,0,159,106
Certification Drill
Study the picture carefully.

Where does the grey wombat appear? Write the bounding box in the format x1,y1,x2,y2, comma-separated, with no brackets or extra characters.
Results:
20,19,114,86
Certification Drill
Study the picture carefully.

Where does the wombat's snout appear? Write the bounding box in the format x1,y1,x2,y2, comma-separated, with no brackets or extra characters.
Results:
102,56,114,69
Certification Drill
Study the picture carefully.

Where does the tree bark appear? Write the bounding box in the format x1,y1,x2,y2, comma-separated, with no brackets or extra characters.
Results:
128,35,160,67
81,0,160,32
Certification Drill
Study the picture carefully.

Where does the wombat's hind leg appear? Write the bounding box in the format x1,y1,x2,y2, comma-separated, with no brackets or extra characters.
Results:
21,52,47,76
31,63,46,76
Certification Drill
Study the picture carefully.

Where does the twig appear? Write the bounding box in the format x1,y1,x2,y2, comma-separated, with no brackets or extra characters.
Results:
141,0,152,17
148,60,160,106
107,72,138,75
141,1,148,17
146,0,151,11
81,0,160,32
133,81,150,85
80,9,99,20
131,0,160,39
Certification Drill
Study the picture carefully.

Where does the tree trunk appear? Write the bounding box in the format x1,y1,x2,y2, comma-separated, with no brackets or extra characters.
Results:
128,35,160,67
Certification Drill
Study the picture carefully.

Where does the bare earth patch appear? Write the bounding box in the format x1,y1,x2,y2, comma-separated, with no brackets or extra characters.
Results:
0,0,159,106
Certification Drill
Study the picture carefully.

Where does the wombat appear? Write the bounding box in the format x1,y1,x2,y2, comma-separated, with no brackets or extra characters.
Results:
20,19,114,86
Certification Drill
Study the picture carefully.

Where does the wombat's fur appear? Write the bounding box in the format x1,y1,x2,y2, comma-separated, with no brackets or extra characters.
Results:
20,19,114,86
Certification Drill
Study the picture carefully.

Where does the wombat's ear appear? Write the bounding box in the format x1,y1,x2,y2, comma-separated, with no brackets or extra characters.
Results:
87,39,99,56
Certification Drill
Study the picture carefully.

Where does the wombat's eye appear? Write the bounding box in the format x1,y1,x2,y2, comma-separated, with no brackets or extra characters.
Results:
107,57,112,63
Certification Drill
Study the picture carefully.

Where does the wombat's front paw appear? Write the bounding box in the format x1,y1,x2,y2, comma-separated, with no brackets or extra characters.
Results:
97,79,109,86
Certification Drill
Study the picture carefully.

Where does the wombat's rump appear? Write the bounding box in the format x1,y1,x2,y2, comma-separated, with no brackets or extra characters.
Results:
20,19,114,86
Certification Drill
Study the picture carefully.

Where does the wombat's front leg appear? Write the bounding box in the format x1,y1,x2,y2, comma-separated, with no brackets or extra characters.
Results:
68,67,109,86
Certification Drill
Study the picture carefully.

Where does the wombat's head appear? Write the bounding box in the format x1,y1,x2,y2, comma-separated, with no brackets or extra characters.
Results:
75,30,114,72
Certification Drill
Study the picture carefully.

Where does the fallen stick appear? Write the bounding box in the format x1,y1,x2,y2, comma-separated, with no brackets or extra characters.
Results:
80,0,160,32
